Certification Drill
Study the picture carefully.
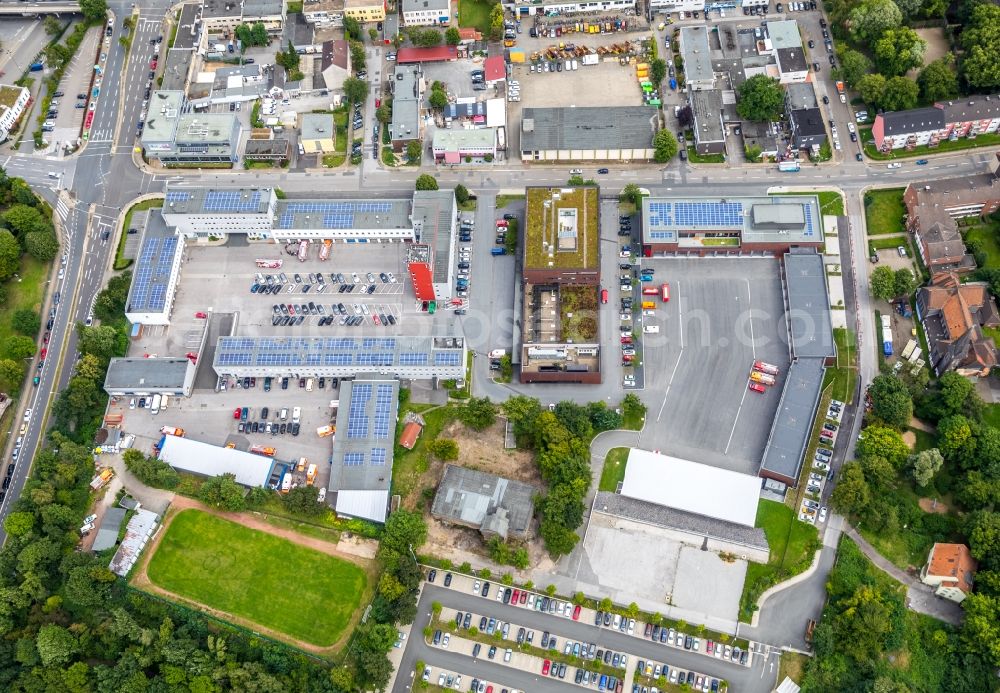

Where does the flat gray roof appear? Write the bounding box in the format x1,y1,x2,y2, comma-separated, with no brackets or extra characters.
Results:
202,0,242,19
642,195,823,246
680,26,714,84
411,190,455,284
163,185,273,215
105,358,192,391
243,0,284,16
273,198,412,232
767,19,801,50
403,0,449,11
520,107,656,152
785,249,836,358
390,65,421,141
92,507,127,552
431,464,536,537
690,89,725,144
173,3,201,50
301,112,335,141
593,491,770,552
141,91,185,145
785,82,817,110
329,377,399,520
758,357,827,483
161,48,194,92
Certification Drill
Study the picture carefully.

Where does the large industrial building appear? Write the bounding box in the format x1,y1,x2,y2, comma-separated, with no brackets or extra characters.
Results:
327,377,400,523
104,357,198,398
140,91,242,166
519,186,602,384
431,465,537,540
519,107,658,162
406,190,458,304
641,194,823,256
159,435,277,487
124,210,185,325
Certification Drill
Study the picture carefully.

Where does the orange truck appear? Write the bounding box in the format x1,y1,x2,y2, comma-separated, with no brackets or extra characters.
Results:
316,424,335,438
750,370,776,386
90,468,114,490
249,445,276,457
159,426,185,437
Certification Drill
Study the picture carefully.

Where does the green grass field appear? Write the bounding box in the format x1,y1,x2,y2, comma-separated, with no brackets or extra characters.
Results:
146,509,367,647
964,216,1000,269
864,188,906,236
599,447,629,492
457,0,493,34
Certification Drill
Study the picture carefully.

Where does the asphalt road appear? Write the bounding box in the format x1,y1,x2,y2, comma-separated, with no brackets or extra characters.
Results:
396,584,775,693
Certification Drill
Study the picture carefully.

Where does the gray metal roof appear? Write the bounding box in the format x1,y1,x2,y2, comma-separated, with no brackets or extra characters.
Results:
335,490,389,523
329,377,399,505
789,107,826,138
520,107,656,152
776,47,807,74
880,107,946,136
411,190,456,284
758,357,827,483
431,464,537,538
680,26,714,84
92,507,127,552
766,19,802,50
159,435,276,487
161,49,194,92
390,66,422,142
785,82,818,110
593,491,769,552
242,0,284,17
301,113,335,141
202,0,242,19
690,89,725,144
785,249,836,358
109,509,160,577
105,358,192,391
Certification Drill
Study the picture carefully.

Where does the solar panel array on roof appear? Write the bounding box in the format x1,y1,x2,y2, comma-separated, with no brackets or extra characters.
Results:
648,201,745,228
370,448,387,465
344,452,364,466
435,352,461,366
399,353,428,365
129,236,178,313
374,384,393,438
165,190,192,203
203,190,262,213
347,383,372,438
215,337,406,368
802,203,814,237
276,201,393,230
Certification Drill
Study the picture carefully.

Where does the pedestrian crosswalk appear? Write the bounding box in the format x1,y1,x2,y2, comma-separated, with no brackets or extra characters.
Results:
55,197,71,223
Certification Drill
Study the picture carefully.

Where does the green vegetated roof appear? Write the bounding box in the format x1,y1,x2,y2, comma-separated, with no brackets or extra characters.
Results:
524,186,599,271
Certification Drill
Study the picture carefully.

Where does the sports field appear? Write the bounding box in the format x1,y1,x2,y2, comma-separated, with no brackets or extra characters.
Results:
146,509,367,647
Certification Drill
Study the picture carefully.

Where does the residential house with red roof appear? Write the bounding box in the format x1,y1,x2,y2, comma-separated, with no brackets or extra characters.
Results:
920,543,977,604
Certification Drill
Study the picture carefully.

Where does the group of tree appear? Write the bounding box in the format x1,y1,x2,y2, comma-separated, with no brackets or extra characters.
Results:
234,22,269,48
343,76,370,107
274,40,301,76
869,265,916,303
501,396,623,558
960,3,1000,90
428,80,449,110
489,3,505,41
343,15,363,43
415,174,438,190
349,41,366,73
122,449,181,490
653,130,679,163
736,75,785,122
408,28,443,47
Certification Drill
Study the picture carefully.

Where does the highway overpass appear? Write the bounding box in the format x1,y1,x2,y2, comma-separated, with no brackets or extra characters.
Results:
0,3,80,16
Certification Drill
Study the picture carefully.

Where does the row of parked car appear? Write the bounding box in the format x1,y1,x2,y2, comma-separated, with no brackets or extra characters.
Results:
635,658,723,692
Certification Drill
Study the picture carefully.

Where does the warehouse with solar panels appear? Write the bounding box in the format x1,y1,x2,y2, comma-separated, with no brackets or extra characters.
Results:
125,210,184,325
640,195,823,257
212,335,466,380
328,377,400,523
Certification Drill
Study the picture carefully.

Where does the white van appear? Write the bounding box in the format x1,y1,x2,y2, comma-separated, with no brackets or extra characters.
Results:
279,407,288,421
292,406,301,423
306,378,314,392
643,325,660,334
150,394,161,414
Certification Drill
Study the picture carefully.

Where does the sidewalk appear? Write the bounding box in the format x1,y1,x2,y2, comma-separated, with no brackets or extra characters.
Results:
843,526,963,625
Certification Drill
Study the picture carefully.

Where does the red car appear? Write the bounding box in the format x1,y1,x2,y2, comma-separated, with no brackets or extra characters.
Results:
519,590,527,604
621,337,632,344
233,408,242,419
496,219,509,228
511,589,519,604
195,311,208,319
542,660,551,676
572,604,581,620
40,348,47,359
749,382,766,393
150,59,157,69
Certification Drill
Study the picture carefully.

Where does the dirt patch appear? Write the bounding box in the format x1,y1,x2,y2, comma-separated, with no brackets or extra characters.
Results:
902,431,916,448
918,497,949,514
130,495,378,657
907,28,949,79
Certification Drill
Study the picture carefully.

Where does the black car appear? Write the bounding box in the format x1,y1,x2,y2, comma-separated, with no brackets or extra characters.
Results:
557,663,566,679
481,581,490,597
291,423,300,435
281,377,289,389
597,167,609,174
444,572,452,586
463,612,472,628
595,611,603,626
427,569,437,582
480,616,488,631
279,423,287,434
603,612,612,626
488,645,496,660
503,587,512,603
261,407,269,419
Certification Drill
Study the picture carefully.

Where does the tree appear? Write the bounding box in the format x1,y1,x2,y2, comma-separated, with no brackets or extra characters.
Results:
909,448,944,487
0,229,20,281
0,358,24,390
12,309,40,336
934,371,983,420
676,105,693,128
3,203,51,237
381,509,427,556
454,184,469,204
489,2,505,41
837,50,873,88
343,15,362,42
78,325,120,359
376,101,392,124
412,29,442,47
874,27,926,76
833,585,896,662
428,438,458,460
4,335,35,360
892,0,922,16
415,174,438,191
653,130,678,163
620,183,642,206
198,473,246,511
966,511,1000,570
880,76,919,111
588,401,622,431
3,511,34,537
938,414,978,467
282,485,324,516
368,28,378,42
870,265,897,301
78,0,108,24
860,454,896,490
350,41,366,72
830,462,871,515
25,231,59,262
867,374,913,429
43,16,63,36
650,58,667,85
460,397,496,430
849,0,903,46
343,77,369,105
893,268,916,297
428,88,448,109
539,519,578,558
251,22,268,46
917,57,959,103
858,73,887,107
961,593,1000,667
445,27,461,46
736,75,784,122
857,425,910,467
960,4,1000,90
406,140,423,164
35,623,79,667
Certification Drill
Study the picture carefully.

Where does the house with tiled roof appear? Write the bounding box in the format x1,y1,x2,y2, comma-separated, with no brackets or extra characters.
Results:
920,543,977,603
872,94,1000,151
915,272,1000,377
903,166,1000,274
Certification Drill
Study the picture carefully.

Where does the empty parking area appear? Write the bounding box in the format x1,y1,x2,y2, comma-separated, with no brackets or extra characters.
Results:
636,259,790,472
510,60,644,108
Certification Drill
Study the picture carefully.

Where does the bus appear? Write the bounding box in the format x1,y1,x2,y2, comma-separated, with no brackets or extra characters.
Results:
661,283,670,303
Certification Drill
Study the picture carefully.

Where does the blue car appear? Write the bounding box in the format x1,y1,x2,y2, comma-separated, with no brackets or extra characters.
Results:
916,159,928,165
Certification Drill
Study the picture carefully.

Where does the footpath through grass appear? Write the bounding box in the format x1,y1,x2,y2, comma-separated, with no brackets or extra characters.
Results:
864,188,906,236
739,500,819,622
145,509,367,647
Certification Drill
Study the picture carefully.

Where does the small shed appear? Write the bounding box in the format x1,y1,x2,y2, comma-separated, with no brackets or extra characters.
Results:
399,421,423,449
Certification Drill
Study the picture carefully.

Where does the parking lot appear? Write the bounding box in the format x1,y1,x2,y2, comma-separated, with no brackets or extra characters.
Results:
633,258,791,473
510,58,645,109
44,23,101,148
